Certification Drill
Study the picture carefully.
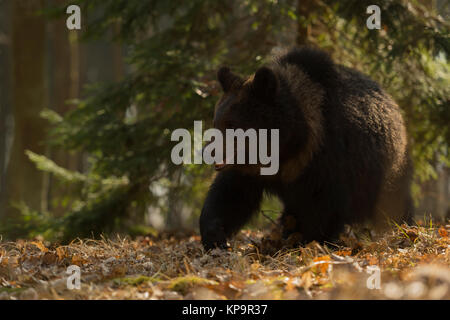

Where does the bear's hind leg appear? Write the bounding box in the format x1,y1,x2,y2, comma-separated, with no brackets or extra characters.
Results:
280,202,346,245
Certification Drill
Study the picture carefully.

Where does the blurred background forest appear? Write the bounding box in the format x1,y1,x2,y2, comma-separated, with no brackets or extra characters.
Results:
0,0,448,242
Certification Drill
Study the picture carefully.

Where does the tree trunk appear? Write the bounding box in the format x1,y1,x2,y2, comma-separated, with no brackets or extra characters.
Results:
46,0,82,215
0,0,13,221
296,0,317,46
166,170,183,231
5,0,47,221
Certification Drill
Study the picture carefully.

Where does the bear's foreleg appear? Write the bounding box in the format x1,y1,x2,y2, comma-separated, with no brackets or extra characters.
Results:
200,170,263,250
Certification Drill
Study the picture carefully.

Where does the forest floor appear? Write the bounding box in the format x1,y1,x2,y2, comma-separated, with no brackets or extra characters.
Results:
0,221,449,300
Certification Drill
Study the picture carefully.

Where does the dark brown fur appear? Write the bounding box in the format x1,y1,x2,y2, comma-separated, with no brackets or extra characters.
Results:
200,47,413,250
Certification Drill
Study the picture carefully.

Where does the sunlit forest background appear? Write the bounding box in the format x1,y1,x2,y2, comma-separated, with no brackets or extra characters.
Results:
0,0,448,242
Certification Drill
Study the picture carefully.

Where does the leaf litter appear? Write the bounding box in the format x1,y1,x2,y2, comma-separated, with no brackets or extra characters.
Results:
0,221,448,300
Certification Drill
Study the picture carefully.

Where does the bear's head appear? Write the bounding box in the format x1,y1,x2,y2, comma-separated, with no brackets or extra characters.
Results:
211,66,306,176
214,64,321,179
211,66,279,174
215,66,282,129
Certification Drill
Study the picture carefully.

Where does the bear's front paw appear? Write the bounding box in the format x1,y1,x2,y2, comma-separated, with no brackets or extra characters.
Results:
201,225,228,251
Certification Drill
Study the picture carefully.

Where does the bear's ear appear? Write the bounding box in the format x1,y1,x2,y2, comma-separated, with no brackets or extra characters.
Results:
252,67,278,98
217,67,239,92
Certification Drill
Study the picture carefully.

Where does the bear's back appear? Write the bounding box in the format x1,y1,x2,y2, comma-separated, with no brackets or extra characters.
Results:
277,47,338,89
278,49,407,173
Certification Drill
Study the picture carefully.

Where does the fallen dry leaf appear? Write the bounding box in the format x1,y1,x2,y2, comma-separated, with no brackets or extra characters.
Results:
312,255,332,274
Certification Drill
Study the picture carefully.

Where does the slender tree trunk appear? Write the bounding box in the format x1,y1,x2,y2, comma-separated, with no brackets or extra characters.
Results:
5,0,47,221
112,23,125,82
46,0,83,214
166,170,183,231
296,0,316,46
0,0,13,221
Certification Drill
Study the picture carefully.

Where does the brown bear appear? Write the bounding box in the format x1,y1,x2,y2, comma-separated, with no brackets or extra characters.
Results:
200,47,413,250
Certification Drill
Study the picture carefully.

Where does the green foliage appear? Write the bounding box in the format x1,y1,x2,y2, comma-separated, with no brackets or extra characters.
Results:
113,275,161,287
9,0,448,241
26,150,86,183
0,202,57,240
